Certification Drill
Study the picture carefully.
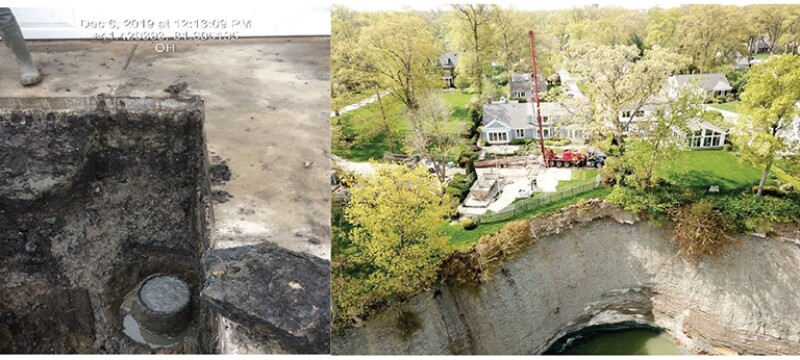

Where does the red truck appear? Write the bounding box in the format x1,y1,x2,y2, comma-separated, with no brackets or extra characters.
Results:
544,148,606,168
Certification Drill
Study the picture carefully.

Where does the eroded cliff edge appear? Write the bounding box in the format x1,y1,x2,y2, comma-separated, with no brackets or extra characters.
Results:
332,204,800,355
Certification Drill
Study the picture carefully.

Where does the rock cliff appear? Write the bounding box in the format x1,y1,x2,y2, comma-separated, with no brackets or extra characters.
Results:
333,203,800,355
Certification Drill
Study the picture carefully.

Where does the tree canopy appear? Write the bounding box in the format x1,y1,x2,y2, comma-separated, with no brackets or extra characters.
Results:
735,54,800,196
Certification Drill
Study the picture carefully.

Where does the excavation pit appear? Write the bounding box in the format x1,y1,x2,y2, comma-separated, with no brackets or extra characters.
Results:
0,96,216,354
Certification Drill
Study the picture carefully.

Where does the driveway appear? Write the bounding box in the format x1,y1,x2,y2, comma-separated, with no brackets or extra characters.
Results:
536,168,572,193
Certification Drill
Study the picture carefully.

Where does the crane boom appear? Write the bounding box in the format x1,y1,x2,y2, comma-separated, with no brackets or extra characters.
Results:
528,30,548,167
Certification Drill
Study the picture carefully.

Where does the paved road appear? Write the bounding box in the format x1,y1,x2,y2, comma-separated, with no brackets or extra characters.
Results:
705,105,739,122
331,90,390,117
331,155,378,175
558,70,587,101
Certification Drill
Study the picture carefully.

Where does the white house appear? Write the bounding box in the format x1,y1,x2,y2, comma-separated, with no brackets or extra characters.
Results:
668,73,733,99
481,100,579,144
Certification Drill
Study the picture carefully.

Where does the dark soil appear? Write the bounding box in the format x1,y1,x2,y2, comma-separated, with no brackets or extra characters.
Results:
0,97,216,354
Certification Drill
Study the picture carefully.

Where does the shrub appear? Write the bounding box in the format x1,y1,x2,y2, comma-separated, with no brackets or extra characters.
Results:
510,138,532,145
544,138,571,146
455,75,471,91
606,186,682,219
476,220,532,280
715,194,800,232
460,217,477,230
670,200,732,262
440,251,481,286
446,173,475,202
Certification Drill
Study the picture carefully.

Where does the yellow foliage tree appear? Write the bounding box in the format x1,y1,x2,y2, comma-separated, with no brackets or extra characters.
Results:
346,165,453,299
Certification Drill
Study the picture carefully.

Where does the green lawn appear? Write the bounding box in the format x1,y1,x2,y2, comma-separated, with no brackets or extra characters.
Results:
753,53,771,60
446,187,612,250
577,83,588,94
442,92,477,130
446,151,772,249
709,101,740,113
662,150,764,192
332,96,409,161
556,169,599,190
334,90,477,161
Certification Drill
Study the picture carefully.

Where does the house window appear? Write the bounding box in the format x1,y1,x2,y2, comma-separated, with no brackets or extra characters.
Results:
515,129,525,138
622,111,632,118
635,110,645,117
705,129,722,147
686,129,706,148
488,131,508,143
542,116,549,124
514,91,527,98
542,128,551,138
526,115,533,124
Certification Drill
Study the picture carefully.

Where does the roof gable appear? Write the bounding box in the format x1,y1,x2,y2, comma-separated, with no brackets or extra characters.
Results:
484,119,512,129
672,73,731,92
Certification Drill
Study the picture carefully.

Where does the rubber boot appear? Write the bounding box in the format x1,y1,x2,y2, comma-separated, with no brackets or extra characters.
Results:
1,19,42,86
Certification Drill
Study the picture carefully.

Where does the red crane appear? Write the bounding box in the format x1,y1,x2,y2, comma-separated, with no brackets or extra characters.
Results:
527,30,605,169
528,30,548,167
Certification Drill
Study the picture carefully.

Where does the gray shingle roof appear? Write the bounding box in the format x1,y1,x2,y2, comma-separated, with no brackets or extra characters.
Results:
672,73,732,92
482,102,568,129
439,53,458,68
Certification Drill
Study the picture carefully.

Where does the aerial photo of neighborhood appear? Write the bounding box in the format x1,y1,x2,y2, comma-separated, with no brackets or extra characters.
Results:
330,3,800,356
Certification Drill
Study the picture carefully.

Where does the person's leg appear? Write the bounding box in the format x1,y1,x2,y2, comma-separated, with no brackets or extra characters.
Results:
0,8,42,86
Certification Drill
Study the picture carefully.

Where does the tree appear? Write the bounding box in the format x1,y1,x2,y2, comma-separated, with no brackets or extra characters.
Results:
490,6,536,76
331,5,369,114
750,4,795,53
621,86,705,189
449,4,495,95
645,7,681,49
735,55,800,196
563,45,686,152
676,5,746,72
346,165,453,299
405,93,468,183
360,12,439,110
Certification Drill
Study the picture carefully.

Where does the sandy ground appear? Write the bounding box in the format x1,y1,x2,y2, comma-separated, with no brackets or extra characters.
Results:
0,37,330,353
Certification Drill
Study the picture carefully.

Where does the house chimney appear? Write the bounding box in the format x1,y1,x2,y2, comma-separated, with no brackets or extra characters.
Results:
487,97,493,104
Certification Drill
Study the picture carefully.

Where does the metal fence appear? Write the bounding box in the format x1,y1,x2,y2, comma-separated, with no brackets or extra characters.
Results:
477,175,602,224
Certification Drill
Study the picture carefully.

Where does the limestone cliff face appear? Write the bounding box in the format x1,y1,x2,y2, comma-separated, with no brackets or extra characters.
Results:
332,207,800,355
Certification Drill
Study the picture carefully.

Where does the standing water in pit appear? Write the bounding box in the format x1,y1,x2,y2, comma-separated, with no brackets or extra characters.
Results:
121,275,193,349
546,327,684,355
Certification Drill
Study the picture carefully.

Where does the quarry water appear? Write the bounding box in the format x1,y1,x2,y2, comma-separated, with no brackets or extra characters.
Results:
550,327,684,355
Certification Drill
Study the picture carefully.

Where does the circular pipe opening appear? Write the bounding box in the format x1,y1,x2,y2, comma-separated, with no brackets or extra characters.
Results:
128,274,193,337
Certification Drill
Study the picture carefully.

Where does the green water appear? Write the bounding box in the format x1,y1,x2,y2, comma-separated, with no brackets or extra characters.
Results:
558,328,684,355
